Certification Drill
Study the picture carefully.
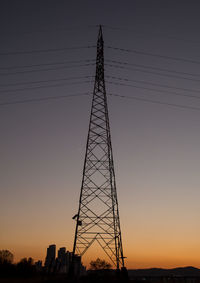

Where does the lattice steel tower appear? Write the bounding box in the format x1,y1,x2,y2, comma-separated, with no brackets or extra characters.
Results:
72,26,125,269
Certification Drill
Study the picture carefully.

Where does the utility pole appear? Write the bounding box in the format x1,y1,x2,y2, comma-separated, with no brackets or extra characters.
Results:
72,25,125,271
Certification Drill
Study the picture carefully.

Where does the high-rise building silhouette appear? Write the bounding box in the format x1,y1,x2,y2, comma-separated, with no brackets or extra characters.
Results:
45,244,56,272
44,245,85,275
58,247,66,260
72,26,125,269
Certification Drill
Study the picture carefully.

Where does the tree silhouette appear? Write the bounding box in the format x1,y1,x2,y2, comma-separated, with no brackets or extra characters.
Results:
0,250,14,277
0,250,13,264
90,258,112,270
18,257,34,265
17,257,36,276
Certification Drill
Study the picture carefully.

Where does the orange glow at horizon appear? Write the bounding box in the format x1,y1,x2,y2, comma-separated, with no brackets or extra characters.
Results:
5,244,200,270
3,226,200,269
2,180,200,269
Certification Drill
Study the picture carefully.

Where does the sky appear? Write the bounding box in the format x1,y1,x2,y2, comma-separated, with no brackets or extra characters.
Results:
1,0,200,269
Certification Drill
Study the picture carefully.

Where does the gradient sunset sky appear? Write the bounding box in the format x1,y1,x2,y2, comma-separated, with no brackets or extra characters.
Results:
1,0,200,269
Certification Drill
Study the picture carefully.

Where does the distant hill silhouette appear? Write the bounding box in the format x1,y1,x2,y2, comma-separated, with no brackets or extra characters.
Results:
128,266,200,277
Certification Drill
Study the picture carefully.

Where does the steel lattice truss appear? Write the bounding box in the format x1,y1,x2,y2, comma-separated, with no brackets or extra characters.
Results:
73,26,125,269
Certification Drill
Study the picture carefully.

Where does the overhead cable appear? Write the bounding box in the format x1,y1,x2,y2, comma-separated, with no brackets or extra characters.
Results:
106,59,200,78
0,93,90,107
103,25,200,45
1,25,97,36
0,80,93,95
107,81,200,101
105,63,200,83
0,45,96,56
0,59,95,70
0,75,94,87
105,46,200,65
0,63,95,76
106,75,200,94
108,93,200,112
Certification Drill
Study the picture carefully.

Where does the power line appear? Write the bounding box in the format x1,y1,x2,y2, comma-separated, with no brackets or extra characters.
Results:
0,93,90,107
106,75,200,94
0,63,95,76
3,23,198,47
108,93,200,112
0,80,93,95
105,46,200,65
2,77,200,103
2,58,199,83
0,45,95,56
0,59,95,70
1,25,97,36
2,74,198,99
105,63,200,83
107,81,200,101
3,23,197,46
103,25,200,45
1,89,200,112
0,75,94,87
2,76,199,101
106,59,200,79
1,58,200,83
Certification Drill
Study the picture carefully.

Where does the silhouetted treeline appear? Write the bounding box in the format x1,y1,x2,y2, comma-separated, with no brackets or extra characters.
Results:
0,258,38,277
0,250,129,282
0,250,38,278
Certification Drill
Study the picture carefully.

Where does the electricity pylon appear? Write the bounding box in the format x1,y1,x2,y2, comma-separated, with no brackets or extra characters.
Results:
72,25,125,269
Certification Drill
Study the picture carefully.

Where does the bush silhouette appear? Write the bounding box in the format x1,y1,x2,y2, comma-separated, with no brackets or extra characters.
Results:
90,258,112,270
